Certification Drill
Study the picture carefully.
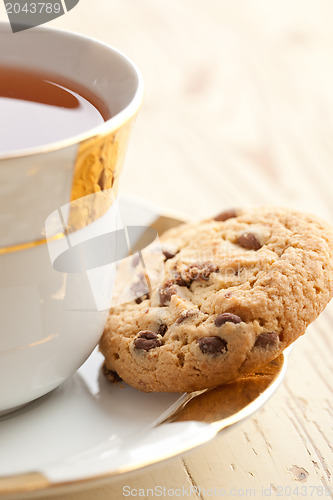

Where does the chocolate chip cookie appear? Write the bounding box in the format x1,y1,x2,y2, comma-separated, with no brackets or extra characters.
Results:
100,207,333,392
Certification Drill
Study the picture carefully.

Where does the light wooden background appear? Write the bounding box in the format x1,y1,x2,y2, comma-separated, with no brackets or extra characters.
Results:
1,1,333,498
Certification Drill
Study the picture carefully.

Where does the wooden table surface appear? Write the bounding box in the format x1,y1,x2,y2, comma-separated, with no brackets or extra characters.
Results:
1,1,333,498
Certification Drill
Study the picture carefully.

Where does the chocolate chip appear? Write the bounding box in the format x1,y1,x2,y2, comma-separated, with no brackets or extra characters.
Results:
131,278,149,303
198,336,228,355
173,272,190,287
175,309,197,324
237,232,262,251
176,262,219,287
102,364,122,383
134,331,162,351
159,280,177,306
157,322,168,336
254,332,279,349
135,295,148,304
214,313,242,327
163,249,177,260
214,209,238,222
189,262,219,281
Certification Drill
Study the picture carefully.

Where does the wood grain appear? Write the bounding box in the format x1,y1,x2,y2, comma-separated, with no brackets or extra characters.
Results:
1,0,333,498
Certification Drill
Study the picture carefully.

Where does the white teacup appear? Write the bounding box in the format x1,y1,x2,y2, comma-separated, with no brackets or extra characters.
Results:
0,23,144,414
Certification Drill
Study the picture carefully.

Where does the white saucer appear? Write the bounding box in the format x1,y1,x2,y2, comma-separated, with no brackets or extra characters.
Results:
0,196,288,499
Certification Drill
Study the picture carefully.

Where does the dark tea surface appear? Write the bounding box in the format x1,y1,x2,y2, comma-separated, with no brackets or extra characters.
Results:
0,66,110,154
